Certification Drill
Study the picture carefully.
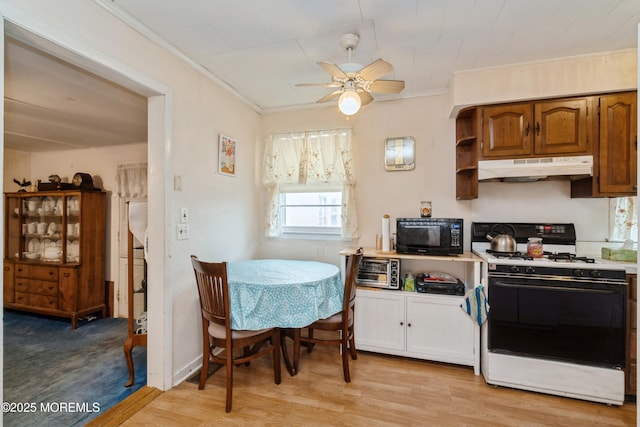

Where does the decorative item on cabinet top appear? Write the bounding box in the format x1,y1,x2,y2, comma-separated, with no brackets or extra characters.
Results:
37,172,100,191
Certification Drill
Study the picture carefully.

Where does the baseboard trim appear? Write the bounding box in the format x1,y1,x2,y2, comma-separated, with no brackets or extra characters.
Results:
85,386,162,426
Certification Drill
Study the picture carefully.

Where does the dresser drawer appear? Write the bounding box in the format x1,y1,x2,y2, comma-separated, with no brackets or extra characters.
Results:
15,264,59,281
28,294,58,310
14,292,29,305
25,265,58,281
13,291,58,310
15,279,58,296
30,280,58,296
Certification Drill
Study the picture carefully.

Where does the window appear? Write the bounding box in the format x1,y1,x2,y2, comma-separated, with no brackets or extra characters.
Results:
609,196,637,242
280,190,342,235
262,129,359,240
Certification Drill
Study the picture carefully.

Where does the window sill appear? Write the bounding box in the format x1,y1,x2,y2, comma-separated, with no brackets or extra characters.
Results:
278,232,344,241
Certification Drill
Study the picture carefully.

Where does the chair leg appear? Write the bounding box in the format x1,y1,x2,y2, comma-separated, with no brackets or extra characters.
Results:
306,328,315,353
199,349,209,390
349,329,358,360
225,349,233,413
341,331,351,383
199,325,210,390
273,329,282,384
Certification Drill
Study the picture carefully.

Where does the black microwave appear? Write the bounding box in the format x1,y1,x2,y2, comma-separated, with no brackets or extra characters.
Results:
395,218,463,256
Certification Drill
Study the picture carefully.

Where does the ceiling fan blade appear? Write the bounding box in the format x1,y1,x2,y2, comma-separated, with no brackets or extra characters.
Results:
317,90,342,103
318,62,347,79
358,91,374,106
367,79,405,94
357,59,393,82
296,82,342,88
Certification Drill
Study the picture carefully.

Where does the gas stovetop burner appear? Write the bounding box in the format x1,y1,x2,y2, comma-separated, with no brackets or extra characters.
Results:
486,250,533,260
485,249,596,263
547,252,595,263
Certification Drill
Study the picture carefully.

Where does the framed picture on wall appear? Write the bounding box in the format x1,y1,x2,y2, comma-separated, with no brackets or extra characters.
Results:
218,134,236,176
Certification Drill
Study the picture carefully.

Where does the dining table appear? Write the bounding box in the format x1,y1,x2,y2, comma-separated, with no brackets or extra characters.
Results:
226,259,344,375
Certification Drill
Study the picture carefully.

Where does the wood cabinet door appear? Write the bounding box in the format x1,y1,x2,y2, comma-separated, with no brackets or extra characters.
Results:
59,267,78,312
598,92,637,194
534,98,590,155
626,274,637,396
3,262,14,303
482,103,532,158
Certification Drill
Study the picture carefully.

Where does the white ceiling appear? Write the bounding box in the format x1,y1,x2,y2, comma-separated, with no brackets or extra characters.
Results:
4,36,148,152
4,0,640,152
109,0,640,111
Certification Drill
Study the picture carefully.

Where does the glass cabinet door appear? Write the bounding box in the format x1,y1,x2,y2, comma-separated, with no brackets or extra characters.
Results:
6,196,21,260
6,193,82,264
23,195,64,262
66,195,81,263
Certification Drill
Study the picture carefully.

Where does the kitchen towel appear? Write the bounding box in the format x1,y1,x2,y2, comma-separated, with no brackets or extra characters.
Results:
460,284,489,326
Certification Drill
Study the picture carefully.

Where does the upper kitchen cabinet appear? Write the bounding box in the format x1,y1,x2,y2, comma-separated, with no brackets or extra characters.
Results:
572,91,637,197
481,97,592,159
455,107,480,200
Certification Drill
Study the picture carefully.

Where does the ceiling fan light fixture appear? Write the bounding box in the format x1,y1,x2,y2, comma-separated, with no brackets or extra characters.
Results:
338,90,361,115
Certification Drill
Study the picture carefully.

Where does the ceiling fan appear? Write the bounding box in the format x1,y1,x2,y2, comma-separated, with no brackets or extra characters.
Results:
297,33,405,115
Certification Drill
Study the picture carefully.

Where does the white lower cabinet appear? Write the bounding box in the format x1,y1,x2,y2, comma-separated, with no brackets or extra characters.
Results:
355,288,479,374
343,248,482,375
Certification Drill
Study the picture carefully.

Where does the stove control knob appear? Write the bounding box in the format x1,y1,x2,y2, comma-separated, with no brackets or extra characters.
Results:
510,265,520,273
590,270,602,278
525,266,536,274
573,269,585,277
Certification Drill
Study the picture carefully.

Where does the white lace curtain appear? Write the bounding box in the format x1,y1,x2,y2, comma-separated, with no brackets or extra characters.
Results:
262,129,359,239
611,196,638,242
115,162,148,199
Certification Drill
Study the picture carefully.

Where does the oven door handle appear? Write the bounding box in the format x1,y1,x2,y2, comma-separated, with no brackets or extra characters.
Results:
490,279,625,293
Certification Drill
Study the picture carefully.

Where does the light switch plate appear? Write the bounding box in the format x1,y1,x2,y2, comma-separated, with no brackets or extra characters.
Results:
180,207,188,223
177,223,189,240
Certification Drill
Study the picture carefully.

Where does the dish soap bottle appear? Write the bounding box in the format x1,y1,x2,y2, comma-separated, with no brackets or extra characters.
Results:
404,273,415,292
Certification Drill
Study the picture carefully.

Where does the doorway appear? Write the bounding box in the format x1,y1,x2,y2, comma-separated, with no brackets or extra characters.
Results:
1,17,171,391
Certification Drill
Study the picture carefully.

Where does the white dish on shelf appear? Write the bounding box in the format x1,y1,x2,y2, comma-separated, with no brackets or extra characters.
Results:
23,252,39,260
28,238,40,253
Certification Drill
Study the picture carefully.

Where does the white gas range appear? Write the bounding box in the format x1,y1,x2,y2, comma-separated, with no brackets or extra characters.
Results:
471,222,629,406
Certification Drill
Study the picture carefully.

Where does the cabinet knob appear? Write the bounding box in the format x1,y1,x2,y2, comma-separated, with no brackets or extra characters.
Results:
525,123,531,136
407,323,412,327
535,122,540,135
4,267,9,272
400,322,403,326
64,272,70,277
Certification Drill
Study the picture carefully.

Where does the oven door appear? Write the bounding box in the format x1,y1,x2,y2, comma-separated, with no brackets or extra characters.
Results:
487,273,626,368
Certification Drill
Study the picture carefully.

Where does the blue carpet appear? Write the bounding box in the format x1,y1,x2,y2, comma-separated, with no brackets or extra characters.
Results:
3,311,147,427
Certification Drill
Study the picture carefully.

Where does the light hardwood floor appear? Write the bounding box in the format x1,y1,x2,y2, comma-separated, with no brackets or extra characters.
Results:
98,342,636,426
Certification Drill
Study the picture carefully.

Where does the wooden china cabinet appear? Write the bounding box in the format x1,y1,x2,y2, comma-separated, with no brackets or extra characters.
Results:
3,190,107,329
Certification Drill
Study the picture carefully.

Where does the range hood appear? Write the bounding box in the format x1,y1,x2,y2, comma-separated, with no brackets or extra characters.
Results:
478,155,593,182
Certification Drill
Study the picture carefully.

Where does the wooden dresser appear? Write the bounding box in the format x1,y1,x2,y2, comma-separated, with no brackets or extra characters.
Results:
4,191,106,328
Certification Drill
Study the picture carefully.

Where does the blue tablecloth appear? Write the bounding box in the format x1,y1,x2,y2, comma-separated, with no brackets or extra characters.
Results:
227,259,343,330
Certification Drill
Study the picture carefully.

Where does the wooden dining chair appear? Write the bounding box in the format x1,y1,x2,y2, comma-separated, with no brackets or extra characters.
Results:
299,247,363,382
190,255,281,413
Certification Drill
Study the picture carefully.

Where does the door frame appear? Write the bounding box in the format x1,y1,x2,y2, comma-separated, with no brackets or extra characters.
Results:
0,6,174,391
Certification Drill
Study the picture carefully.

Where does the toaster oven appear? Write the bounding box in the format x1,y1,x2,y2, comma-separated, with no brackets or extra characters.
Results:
356,257,400,289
